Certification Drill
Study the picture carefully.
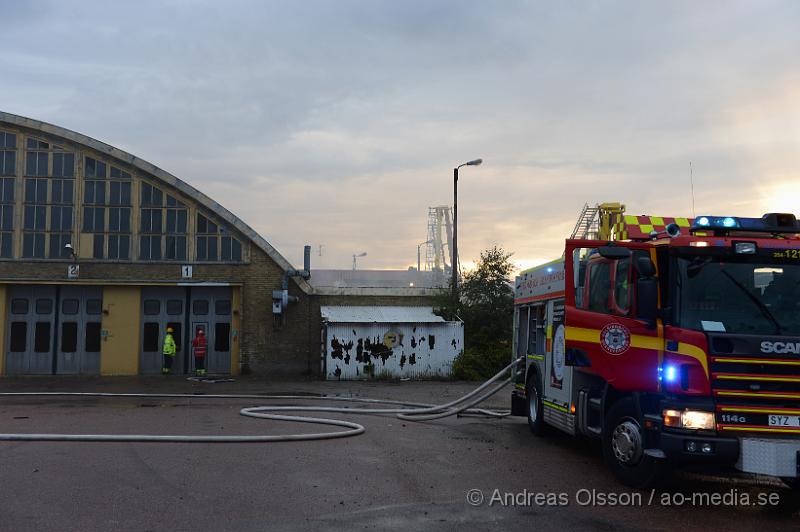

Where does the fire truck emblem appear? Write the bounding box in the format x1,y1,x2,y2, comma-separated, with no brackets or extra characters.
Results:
600,323,631,355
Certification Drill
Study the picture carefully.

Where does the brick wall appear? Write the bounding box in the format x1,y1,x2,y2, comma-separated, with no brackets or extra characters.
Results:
0,248,439,377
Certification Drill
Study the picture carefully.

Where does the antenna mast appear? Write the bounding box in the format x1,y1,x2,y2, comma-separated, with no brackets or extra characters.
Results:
689,162,696,218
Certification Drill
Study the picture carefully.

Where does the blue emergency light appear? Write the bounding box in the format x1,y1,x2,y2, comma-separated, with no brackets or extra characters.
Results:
693,216,739,229
691,213,799,234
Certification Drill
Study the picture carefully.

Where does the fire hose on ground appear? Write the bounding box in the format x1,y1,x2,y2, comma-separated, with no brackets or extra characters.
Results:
0,357,524,443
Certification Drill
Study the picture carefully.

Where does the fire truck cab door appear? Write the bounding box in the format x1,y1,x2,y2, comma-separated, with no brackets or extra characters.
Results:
566,248,662,392
544,298,572,404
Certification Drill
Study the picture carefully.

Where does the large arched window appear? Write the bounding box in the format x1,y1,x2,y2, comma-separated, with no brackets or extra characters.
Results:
1,121,254,264
0,130,15,258
22,137,75,259
197,213,242,262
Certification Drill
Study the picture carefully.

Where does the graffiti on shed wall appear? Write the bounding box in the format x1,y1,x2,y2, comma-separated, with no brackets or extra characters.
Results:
324,322,463,380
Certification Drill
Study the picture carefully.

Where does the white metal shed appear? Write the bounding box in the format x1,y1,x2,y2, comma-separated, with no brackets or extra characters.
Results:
320,306,463,380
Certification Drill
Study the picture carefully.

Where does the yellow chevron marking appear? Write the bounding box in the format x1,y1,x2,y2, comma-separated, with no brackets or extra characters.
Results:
543,400,569,414
715,374,800,383
631,336,663,351
720,406,800,415
673,342,709,377
720,426,800,434
716,391,800,399
565,326,597,343
565,326,707,376
675,217,690,227
714,358,800,366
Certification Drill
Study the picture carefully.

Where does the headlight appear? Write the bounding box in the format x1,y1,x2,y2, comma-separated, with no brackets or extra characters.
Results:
682,410,715,430
662,409,715,430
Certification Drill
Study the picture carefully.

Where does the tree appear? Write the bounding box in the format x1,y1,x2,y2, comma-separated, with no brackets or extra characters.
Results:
435,246,515,379
460,246,514,348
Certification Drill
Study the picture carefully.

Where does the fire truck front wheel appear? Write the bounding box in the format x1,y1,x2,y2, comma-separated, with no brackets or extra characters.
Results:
526,374,547,436
602,397,666,488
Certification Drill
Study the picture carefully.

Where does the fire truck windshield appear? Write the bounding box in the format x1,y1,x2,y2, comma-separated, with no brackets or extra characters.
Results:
676,254,800,336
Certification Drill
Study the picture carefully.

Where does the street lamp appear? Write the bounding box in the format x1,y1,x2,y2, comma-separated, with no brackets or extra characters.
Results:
452,158,482,297
64,242,77,262
352,252,367,270
64,242,79,279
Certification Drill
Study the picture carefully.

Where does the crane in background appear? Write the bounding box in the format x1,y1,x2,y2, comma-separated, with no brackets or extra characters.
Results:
418,206,455,278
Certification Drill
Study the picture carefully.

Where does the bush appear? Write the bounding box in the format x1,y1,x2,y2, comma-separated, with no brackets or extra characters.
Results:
451,342,512,381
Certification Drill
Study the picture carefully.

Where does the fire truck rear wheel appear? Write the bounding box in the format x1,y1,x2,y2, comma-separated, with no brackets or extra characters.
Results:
602,397,665,488
526,374,547,436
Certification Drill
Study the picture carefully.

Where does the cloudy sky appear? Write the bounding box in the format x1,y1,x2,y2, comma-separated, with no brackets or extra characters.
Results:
2,0,799,272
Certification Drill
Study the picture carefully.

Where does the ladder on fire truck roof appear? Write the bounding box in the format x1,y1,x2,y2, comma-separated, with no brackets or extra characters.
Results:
571,202,696,242
570,202,628,241
570,203,600,239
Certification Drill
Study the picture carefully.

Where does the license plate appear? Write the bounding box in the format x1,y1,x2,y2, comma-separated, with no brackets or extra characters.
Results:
768,415,800,427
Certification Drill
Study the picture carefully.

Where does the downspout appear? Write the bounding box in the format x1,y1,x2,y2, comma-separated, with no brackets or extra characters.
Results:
273,245,311,324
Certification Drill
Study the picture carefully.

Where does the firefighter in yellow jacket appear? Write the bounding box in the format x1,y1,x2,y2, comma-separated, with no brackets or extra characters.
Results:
162,327,177,374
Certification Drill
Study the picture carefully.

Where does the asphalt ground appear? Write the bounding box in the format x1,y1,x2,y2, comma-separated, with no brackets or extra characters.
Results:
0,377,798,532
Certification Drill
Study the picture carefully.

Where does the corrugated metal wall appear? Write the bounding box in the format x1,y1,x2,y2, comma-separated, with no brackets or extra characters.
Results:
324,321,463,380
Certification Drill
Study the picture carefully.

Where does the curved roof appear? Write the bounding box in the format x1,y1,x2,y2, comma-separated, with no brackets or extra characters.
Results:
0,111,311,293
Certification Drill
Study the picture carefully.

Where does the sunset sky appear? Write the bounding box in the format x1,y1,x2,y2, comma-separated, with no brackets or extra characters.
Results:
2,0,799,273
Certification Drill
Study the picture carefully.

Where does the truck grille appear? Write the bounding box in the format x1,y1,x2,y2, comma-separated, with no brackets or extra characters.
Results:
711,355,800,435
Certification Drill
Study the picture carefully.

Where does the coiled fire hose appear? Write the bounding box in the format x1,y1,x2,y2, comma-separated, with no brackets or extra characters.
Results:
0,357,523,443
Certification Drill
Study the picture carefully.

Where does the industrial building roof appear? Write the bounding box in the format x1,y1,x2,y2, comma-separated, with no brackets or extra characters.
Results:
0,111,312,293
320,306,447,323
310,269,446,289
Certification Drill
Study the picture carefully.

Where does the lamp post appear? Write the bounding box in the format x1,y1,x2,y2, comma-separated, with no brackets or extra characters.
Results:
64,243,79,279
452,158,483,299
65,243,77,262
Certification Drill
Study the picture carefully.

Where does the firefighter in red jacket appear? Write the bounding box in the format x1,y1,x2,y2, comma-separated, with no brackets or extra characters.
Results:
192,329,207,376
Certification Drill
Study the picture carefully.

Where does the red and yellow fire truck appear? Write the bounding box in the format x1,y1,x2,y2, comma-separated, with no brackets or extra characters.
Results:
510,203,800,488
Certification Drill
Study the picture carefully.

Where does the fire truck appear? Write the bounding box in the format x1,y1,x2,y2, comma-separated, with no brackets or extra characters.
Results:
510,203,800,488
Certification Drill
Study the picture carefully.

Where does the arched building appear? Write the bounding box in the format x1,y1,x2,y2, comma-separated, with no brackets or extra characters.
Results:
0,112,437,377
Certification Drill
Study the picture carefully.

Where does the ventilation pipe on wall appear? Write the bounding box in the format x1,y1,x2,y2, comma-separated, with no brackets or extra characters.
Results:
273,245,312,317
